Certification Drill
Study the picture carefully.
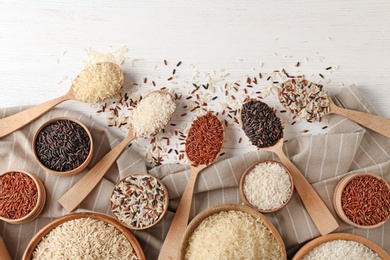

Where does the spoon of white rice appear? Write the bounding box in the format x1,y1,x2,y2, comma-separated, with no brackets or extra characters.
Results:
0,62,124,138
59,90,176,212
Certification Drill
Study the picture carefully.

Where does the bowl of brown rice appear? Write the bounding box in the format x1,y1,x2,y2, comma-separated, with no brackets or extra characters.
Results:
179,204,286,260
239,160,294,213
292,233,389,260
0,170,46,225
333,172,390,229
22,212,145,260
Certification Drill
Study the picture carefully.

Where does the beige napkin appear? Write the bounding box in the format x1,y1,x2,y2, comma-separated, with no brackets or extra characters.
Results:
1,85,389,259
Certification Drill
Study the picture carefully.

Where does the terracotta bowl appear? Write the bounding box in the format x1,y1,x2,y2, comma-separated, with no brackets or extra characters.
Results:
179,204,287,260
239,160,294,213
22,212,145,260
293,233,389,259
32,117,94,176
333,172,390,229
0,170,46,225
110,173,169,230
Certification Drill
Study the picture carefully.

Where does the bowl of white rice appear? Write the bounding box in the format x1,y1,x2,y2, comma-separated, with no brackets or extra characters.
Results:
239,160,294,213
292,233,389,260
179,204,286,260
22,212,145,260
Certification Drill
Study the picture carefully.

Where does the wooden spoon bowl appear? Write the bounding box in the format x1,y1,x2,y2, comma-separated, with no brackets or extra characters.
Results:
279,78,390,138
0,62,123,138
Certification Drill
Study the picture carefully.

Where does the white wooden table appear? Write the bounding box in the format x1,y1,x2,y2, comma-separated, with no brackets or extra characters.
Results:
1,0,390,163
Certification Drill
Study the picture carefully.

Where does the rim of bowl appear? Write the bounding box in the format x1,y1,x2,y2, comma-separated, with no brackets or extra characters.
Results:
110,173,169,230
239,160,294,213
179,203,287,260
22,211,146,260
292,233,390,260
0,170,46,224
32,117,94,176
333,172,390,229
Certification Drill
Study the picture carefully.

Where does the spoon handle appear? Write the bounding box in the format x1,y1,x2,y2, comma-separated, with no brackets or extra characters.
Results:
58,132,135,212
274,148,339,236
330,102,390,138
0,236,11,260
0,94,70,138
158,165,205,260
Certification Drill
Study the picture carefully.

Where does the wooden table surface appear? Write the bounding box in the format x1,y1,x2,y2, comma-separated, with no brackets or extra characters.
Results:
1,0,390,162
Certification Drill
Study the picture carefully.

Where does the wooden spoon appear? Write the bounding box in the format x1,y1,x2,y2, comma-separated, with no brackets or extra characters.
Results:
241,100,339,236
0,236,11,260
58,90,175,212
0,62,123,138
261,139,339,235
158,112,224,260
279,78,390,138
328,98,390,137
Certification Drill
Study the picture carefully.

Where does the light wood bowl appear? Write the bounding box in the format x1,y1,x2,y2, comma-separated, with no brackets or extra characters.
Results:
22,211,145,260
239,160,294,213
179,204,287,260
110,173,169,230
32,117,94,176
333,172,390,229
0,170,46,225
293,233,390,259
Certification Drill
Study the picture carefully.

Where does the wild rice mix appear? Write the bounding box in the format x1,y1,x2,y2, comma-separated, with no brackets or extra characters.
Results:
278,78,330,122
111,175,166,228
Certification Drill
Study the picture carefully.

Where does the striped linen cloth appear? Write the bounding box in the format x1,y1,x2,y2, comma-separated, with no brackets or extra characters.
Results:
1,85,389,259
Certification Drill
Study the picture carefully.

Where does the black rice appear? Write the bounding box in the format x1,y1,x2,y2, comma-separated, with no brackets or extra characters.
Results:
35,119,91,172
241,100,284,148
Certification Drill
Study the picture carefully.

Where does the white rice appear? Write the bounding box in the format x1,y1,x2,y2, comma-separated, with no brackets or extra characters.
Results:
243,161,292,211
73,62,123,103
130,91,176,138
185,210,282,260
303,239,381,260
